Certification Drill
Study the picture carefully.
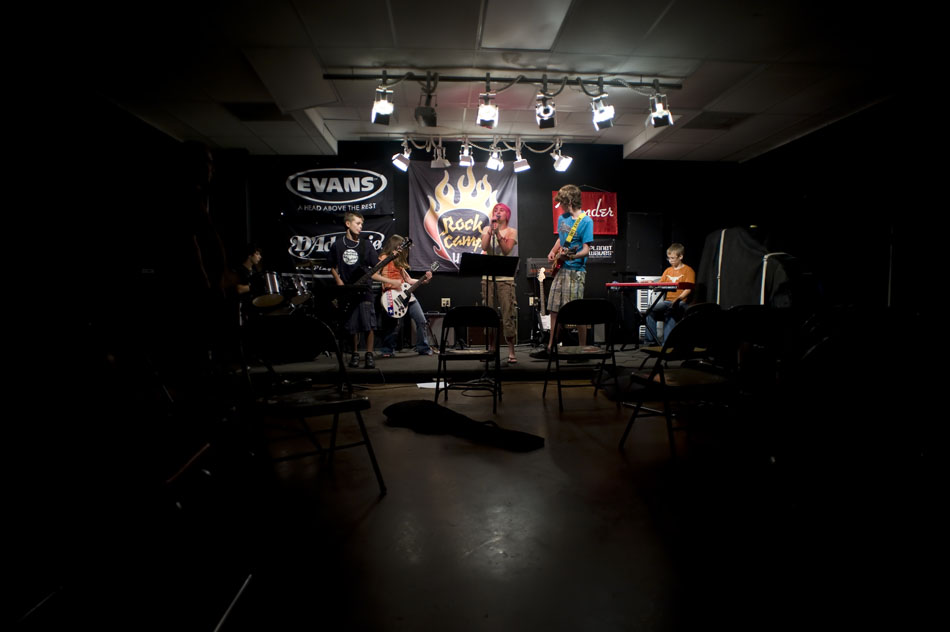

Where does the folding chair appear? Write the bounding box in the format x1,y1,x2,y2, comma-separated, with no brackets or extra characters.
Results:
434,306,502,413
636,302,722,369
618,307,734,458
241,313,386,495
542,298,619,411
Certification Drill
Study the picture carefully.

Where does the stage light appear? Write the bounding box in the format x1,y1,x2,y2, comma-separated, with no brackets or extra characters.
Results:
459,142,474,167
430,145,450,169
536,93,556,129
392,140,410,171
486,148,504,171
591,94,615,131
371,87,394,125
415,102,437,127
513,151,530,173
477,93,499,129
648,92,674,127
551,147,572,172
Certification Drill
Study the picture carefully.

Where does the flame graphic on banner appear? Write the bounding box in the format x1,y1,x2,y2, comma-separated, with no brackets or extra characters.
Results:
424,167,498,263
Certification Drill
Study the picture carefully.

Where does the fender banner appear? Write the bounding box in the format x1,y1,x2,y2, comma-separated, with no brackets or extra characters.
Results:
408,162,517,272
550,191,618,235
250,157,395,217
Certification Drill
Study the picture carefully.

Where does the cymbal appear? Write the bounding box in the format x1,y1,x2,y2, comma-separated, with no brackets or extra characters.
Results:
295,259,322,269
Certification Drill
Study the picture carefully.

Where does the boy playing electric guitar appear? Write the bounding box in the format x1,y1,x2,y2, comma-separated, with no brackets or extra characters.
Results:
531,184,594,358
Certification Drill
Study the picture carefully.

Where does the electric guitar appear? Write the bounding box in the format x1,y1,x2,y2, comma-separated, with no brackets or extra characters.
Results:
335,238,412,316
550,244,581,278
537,267,551,331
380,262,440,318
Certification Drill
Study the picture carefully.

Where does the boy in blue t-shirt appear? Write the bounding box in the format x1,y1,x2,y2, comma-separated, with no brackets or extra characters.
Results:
533,184,594,357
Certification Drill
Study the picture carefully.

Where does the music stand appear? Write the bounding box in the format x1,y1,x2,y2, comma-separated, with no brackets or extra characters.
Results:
459,252,519,307
457,253,518,349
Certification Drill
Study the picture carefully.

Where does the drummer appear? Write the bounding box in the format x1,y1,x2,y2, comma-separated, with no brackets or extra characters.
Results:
236,243,262,299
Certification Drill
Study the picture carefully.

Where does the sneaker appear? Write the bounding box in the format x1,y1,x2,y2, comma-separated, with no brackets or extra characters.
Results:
364,352,375,369
418,349,434,356
529,348,551,359
349,353,360,368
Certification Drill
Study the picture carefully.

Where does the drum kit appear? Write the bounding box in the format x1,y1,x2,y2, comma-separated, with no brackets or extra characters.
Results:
250,260,317,310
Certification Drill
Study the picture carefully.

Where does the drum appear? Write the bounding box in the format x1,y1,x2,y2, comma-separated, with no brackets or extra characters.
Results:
289,274,312,305
252,271,284,307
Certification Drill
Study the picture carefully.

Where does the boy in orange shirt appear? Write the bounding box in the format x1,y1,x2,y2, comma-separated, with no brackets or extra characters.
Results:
646,243,695,345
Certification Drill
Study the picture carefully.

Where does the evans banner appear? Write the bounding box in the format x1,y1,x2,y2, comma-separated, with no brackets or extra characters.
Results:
408,163,517,272
550,190,618,235
250,158,395,217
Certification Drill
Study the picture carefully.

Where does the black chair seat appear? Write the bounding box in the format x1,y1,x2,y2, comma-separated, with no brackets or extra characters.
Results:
260,389,370,413
434,306,502,413
542,299,619,411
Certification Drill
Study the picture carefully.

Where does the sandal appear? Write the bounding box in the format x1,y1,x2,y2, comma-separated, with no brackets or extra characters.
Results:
508,355,518,364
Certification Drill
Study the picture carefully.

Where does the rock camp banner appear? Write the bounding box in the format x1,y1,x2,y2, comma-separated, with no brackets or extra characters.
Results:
408,163,517,272
550,191,618,235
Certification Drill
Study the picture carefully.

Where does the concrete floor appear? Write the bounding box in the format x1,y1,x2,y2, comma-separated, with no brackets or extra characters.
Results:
14,345,936,631
225,373,932,631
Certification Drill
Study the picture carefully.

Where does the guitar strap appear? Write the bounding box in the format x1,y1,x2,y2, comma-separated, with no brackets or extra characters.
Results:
564,212,587,244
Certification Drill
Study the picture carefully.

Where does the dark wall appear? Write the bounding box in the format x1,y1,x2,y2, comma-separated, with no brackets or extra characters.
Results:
326,140,746,342
82,93,924,346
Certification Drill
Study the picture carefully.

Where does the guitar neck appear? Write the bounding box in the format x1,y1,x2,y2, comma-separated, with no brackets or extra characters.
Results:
355,244,408,286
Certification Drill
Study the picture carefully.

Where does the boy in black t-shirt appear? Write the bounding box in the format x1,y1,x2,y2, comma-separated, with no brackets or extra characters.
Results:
328,212,379,368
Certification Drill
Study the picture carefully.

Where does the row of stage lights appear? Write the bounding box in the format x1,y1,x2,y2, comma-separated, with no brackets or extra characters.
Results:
391,137,573,173
370,73,675,132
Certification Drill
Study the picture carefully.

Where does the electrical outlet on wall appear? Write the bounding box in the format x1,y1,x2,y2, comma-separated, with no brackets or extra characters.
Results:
441,298,451,308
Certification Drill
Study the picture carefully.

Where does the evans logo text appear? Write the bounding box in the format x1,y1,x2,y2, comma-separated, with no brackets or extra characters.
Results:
286,168,388,204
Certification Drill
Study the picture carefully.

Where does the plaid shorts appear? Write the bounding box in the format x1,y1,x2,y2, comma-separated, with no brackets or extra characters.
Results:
548,269,586,312
345,299,377,334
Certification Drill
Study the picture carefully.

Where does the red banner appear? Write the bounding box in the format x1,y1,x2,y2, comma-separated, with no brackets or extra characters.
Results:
551,191,618,235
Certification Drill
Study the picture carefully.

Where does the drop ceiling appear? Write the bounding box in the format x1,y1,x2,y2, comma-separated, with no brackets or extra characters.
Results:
80,0,905,161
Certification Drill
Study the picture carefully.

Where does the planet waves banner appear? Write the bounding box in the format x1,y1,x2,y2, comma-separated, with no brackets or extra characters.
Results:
408,163,517,272
550,191,618,235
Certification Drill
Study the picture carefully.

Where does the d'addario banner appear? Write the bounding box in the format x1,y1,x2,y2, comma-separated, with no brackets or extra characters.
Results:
281,216,395,277
550,191,618,235
408,163,517,272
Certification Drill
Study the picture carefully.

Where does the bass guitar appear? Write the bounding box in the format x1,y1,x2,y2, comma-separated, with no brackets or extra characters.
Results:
380,262,440,318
